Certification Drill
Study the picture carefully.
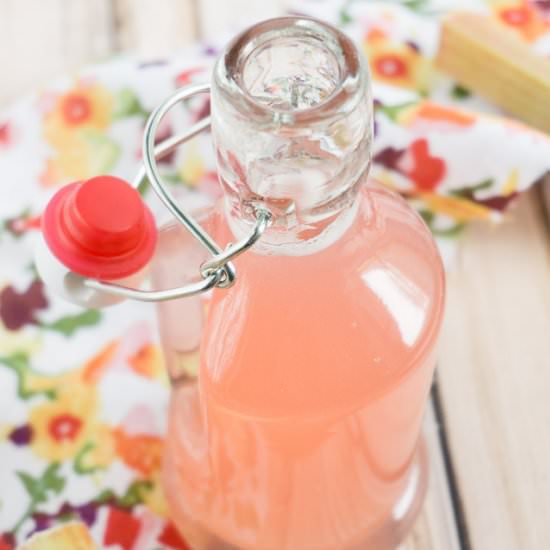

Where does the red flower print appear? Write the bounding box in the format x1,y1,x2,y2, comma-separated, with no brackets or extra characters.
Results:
373,54,409,79
175,67,206,88
5,214,42,237
494,1,549,40
61,93,92,125
104,507,141,550
0,533,14,550
405,139,446,191
48,413,83,442
0,122,11,147
374,139,446,191
158,523,190,549
500,6,531,26
0,280,48,331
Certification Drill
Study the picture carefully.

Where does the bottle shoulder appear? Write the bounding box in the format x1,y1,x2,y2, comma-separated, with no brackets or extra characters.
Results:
200,184,445,417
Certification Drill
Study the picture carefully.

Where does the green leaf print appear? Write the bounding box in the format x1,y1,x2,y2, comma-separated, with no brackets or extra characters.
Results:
16,472,48,504
339,7,353,25
419,209,465,238
451,84,472,99
381,0,436,14
113,88,149,119
377,100,419,122
0,352,56,400
80,128,121,175
96,479,153,508
12,464,66,534
342,0,437,16
450,179,494,199
40,309,102,337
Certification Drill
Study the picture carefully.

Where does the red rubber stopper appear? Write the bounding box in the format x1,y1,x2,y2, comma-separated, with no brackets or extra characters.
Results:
42,175,157,280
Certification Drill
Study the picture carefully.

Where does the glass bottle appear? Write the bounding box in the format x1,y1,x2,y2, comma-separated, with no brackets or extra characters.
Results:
152,17,445,550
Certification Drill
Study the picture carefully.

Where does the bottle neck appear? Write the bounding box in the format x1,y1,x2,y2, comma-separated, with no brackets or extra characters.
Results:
211,17,373,252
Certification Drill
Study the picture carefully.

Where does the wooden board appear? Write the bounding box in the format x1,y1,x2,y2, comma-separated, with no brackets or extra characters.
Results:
437,187,550,550
114,0,197,56
195,0,284,39
0,0,113,104
398,399,462,550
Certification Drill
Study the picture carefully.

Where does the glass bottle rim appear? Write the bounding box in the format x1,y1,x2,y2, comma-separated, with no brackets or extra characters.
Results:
213,16,368,125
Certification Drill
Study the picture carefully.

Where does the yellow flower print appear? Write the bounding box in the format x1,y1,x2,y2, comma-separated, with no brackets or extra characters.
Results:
40,128,120,187
128,343,166,381
28,383,98,462
0,323,41,358
44,84,114,147
76,423,117,471
364,29,433,92
489,0,550,42
22,340,121,464
416,192,495,222
40,83,120,187
178,144,206,187
141,472,169,518
502,168,519,195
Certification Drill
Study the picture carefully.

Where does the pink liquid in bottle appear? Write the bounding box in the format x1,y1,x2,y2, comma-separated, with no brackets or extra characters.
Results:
152,17,445,550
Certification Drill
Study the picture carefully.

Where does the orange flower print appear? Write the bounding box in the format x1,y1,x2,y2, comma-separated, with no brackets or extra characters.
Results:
364,33,432,92
44,83,113,144
114,429,164,478
40,83,119,187
398,102,477,130
491,1,550,41
128,344,165,380
0,122,12,147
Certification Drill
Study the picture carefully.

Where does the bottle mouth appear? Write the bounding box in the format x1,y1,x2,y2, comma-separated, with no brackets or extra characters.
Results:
215,16,366,124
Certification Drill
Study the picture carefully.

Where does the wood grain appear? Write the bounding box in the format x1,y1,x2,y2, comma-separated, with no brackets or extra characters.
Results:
0,0,113,104
195,0,284,40
114,0,197,56
437,189,550,550
399,401,462,550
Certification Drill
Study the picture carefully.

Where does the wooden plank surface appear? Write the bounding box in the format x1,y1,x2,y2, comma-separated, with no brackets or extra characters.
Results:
195,0,283,39
437,185,550,550
398,400,461,550
0,0,113,104
114,0,197,56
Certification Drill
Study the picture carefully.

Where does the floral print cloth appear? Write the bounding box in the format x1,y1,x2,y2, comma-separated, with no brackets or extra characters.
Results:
0,1,549,549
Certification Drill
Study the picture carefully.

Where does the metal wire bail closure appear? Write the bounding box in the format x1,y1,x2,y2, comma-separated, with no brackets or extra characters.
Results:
84,83,272,302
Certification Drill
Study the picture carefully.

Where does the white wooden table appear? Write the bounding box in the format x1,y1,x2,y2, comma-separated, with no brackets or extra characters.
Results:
1,1,549,549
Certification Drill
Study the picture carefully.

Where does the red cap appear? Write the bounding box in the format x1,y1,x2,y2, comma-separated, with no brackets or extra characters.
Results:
42,176,157,280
